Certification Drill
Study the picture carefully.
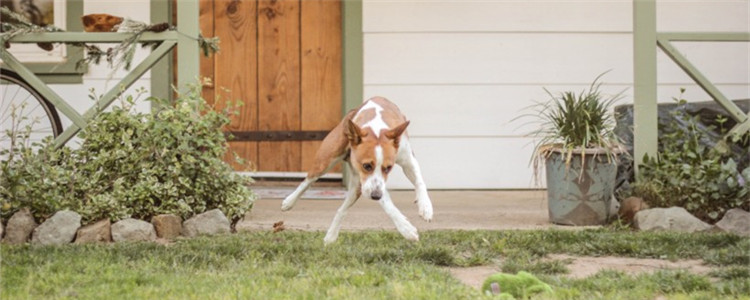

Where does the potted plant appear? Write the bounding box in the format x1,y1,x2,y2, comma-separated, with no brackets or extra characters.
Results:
525,73,625,225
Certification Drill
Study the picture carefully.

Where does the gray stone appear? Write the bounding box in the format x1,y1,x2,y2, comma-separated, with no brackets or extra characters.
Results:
716,208,750,237
111,218,156,242
3,208,38,244
32,210,82,245
151,214,182,239
182,209,231,237
634,207,714,233
75,219,112,244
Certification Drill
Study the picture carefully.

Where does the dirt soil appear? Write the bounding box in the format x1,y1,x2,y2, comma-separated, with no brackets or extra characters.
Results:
446,255,714,290
243,188,715,290
242,189,554,231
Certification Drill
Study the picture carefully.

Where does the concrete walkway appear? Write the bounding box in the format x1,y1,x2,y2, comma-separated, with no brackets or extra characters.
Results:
238,189,562,232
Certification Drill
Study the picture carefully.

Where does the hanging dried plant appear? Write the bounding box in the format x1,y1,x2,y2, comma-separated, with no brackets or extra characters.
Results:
1,8,220,73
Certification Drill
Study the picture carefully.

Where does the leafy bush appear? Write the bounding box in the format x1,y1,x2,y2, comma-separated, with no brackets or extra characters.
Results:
0,85,255,224
631,92,750,222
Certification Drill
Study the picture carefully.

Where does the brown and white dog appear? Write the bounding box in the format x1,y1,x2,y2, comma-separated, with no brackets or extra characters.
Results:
281,97,433,244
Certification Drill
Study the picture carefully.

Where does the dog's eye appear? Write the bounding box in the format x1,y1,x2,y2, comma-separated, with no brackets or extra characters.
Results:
363,163,373,172
383,165,392,173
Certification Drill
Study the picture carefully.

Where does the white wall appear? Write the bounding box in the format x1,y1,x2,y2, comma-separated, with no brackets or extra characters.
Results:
52,0,153,136
363,0,750,189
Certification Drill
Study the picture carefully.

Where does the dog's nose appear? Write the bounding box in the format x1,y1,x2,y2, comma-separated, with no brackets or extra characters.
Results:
370,190,382,200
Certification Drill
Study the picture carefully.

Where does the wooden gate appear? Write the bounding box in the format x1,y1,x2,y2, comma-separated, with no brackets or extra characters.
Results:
199,0,342,173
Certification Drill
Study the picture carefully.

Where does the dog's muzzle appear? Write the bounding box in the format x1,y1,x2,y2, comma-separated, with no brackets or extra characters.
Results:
370,190,382,200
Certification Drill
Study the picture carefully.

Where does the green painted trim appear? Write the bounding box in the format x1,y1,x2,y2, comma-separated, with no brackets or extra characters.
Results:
8,0,85,83
8,32,180,43
632,0,658,176
36,74,85,84
176,0,200,93
657,39,748,123
727,119,750,137
150,0,173,103
342,0,363,184
342,0,363,113
658,32,750,41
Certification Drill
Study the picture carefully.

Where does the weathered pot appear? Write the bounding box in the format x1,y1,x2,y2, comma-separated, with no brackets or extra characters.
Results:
544,148,619,226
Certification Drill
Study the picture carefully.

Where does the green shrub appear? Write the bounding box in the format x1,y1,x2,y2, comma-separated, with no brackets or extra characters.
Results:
631,91,750,222
0,85,255,224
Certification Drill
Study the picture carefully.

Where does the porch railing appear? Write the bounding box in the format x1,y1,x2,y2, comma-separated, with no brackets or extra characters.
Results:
633,0,750,173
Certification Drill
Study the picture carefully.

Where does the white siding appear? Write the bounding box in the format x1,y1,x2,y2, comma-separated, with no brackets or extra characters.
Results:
364,0,750,189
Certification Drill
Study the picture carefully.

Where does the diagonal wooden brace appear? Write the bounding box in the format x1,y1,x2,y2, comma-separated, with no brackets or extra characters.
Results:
657,39,748,125
727,118,750,138
52,40,177,147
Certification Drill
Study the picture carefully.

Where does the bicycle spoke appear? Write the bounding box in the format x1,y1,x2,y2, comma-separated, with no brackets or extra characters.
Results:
1,70,63,156
0,86,17,117
26,101,44,118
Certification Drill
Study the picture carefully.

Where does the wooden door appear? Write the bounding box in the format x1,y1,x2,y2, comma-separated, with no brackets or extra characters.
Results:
199,0,342,173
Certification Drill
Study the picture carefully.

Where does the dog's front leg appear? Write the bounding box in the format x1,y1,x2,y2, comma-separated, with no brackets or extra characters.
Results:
324,169,361,245
378,190,419,241
282,156,343,211
396,137,433,222
281,177,315,211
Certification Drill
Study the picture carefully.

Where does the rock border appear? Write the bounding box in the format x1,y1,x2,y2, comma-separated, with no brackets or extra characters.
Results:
2,208,233,244
1,206,748,244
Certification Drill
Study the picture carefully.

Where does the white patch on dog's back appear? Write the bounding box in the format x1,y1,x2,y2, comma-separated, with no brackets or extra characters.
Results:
356,100,388,137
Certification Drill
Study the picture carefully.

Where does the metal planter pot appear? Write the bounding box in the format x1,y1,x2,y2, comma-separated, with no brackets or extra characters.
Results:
544,148,619,226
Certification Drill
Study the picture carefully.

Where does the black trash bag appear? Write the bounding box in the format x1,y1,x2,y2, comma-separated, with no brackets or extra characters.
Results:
613,99,750,193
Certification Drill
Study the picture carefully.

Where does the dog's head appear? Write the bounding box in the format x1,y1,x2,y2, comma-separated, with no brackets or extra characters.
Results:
345,119,409,200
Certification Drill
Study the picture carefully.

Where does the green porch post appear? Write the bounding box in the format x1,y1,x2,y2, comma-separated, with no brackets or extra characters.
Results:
633,0,658,175
150,0,173,102
176,0,200,93
343,0,363,113
342,0,363,185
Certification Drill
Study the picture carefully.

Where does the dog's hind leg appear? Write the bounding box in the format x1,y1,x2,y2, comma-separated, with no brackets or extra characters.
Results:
378,190,419,241
324,165,361,245
395,137,433,222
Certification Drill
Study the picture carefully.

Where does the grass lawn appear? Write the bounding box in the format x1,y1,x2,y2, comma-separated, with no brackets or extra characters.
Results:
2,228,749,299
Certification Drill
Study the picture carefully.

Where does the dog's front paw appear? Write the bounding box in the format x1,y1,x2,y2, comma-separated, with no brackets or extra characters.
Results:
416,190,433,222
323,233,339,245
397,221,420,241
281,196,296,211
419,203,433,222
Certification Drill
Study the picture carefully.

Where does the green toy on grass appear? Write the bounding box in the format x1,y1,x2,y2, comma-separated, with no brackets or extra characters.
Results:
481,271,553,299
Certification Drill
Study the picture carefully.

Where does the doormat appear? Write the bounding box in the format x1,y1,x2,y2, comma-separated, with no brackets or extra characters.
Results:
252,187,347,200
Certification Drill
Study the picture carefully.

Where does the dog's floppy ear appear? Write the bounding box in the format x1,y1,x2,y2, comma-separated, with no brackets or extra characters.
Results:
345,119,367,146
384,120,409,147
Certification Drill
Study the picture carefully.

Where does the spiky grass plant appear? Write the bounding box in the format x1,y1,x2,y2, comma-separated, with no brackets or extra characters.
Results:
522,72,625,181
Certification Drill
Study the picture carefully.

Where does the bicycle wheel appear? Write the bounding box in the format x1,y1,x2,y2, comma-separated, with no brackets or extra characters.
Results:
0,68,63,152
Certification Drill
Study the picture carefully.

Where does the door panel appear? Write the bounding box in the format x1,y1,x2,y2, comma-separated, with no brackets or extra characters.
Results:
257,0,301,172
199,0,341,173
214,0,259,170
301,0,342,172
